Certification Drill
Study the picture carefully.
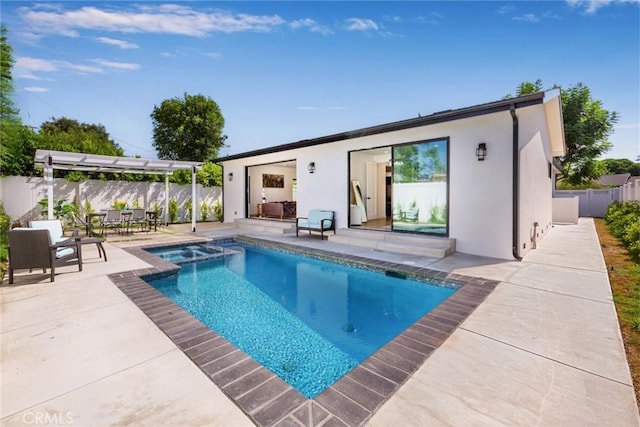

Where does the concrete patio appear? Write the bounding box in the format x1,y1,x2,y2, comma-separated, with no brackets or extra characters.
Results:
1,218,638,426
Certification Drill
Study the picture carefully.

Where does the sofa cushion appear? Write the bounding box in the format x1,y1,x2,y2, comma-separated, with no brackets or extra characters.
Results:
29,220,65,244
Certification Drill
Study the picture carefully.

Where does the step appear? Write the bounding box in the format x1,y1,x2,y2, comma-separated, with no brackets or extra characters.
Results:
328,228,455,258
234,218,296,235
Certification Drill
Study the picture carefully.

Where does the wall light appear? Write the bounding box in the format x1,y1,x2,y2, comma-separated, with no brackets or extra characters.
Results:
308,162,316,174
228,172,233,181
476,143,487,161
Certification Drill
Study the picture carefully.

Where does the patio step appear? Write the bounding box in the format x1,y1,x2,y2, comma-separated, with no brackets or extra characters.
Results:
328,228,456,258
234,218,296,235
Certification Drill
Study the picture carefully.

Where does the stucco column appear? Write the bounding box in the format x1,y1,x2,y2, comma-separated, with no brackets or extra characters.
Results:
191,166,197,232
45,155,54,219
164,173,169,226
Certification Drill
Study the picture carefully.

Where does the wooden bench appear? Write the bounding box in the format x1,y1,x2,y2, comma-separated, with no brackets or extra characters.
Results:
296,210,335,239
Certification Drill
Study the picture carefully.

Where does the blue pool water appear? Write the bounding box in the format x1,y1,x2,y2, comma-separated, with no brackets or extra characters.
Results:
145,242,456,398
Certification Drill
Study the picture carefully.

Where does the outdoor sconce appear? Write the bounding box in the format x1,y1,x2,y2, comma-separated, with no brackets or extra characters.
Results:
308,162,316,174
476,143,487,161
228,172,233,181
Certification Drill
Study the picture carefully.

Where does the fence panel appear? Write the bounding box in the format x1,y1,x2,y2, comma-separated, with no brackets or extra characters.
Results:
553,188,619,218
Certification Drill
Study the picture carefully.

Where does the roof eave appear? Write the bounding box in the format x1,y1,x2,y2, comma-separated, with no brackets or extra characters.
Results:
214,92,546,163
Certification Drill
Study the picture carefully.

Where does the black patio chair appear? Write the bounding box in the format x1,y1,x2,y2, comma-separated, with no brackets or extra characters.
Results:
7,228,82,284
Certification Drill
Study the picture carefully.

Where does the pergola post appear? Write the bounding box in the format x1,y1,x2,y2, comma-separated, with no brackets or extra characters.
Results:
191,166,197,233
164,173,169,226
46,155,54,219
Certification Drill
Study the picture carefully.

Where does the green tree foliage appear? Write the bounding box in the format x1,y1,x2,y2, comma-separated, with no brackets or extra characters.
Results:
0,25,35,177
151,93,227,162
599,158,640,176
39,117,124,157
169,162,222,187
0,26,19,125
512,80,619,185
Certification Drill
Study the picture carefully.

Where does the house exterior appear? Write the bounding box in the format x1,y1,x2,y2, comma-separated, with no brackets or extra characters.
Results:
216,91,565,260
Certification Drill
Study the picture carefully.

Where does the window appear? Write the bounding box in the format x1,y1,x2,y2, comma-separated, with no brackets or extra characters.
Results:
392,138,449,235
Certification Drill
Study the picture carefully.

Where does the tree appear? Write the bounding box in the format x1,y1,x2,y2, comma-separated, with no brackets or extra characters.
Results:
513,80,619,185
0,26,18,125
151,93,227,162
0,25,28,176
600,159,640,175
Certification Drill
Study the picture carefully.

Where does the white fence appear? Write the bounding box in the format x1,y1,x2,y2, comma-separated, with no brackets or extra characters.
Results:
553,188,619,218
621,178,640,202
553,179,640,218
0,176,221,225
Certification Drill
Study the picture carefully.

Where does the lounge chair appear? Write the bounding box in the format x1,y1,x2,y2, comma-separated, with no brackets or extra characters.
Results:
296,210,335,239
8,228,82,284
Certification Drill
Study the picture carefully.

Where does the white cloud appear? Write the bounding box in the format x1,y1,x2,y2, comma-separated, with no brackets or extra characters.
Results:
203,52,222,59
16,57,58,72
415,12,443,25
95,37,139,49
566,0,639,14
23,86,49,93
497,5,516,14
16,55,140,78
513,13,540,22
18,4,286,38
64,62,104,74
91,59,141,71
296,106,319,111
345,18,379,31
290,18,333,35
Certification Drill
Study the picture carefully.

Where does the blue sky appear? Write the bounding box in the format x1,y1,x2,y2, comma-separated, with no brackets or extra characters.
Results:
3,1,639,161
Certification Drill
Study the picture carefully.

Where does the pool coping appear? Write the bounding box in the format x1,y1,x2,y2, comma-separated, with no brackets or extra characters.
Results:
108,237,499,427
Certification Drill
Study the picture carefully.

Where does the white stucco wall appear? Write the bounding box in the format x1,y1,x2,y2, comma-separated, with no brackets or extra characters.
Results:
0,176,221,224
221,100,559,260
517,102,556,257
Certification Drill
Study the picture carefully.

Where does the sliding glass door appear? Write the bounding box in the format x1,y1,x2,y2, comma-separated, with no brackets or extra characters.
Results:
392,138,449,236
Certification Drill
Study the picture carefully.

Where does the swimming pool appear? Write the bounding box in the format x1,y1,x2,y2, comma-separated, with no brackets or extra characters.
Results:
145,241,457,398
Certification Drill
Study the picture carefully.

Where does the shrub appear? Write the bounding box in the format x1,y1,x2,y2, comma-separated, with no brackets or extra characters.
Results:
168,199,179,223
605,201,640,264
212,200,223,222
185,199,192,221
201,201,209,221
0,202,10,279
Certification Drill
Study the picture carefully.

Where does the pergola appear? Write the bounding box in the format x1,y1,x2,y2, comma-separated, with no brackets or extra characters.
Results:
34,149,203,232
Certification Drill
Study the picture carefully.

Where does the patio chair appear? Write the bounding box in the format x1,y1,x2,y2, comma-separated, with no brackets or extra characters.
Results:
405,206,419,222
28,219,69,244
296,210,335,239
128,208,148,232
102,209,122,235
8,228,82,284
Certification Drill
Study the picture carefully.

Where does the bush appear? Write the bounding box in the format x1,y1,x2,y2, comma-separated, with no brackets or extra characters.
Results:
168,199,179,223
201,201,209,221
0,202,10,279
606,201,640,263
212,200,223,222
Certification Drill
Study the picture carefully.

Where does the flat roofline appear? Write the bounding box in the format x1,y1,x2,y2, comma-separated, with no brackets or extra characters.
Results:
34,149,203,174
214,92,545,163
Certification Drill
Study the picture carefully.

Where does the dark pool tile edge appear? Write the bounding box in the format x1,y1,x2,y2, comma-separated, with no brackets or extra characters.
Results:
109,238,499,427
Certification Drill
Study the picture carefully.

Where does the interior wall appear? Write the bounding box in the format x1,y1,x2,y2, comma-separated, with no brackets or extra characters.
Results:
247,164,296,216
